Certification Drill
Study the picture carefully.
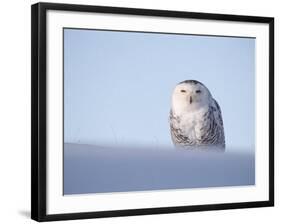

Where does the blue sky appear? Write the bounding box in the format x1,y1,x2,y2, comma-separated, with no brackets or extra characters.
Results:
64,28,255,151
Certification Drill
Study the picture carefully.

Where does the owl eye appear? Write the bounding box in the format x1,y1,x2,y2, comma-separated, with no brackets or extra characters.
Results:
196,90,201,93
181,90,186,93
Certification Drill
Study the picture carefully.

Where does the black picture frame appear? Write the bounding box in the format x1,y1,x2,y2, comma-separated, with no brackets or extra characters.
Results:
31,2,274,222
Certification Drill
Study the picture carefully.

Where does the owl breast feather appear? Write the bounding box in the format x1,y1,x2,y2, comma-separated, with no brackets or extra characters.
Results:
170,102,225,149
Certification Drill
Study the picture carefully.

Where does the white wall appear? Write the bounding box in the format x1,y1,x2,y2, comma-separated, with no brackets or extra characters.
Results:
0,0,279,223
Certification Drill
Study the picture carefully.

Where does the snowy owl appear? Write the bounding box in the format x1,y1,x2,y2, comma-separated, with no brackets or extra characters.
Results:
169,80,225,150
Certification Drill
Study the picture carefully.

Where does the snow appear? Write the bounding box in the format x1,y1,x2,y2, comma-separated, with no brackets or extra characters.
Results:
64,143,255,195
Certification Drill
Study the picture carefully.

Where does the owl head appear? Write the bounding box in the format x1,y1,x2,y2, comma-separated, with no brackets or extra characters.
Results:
171,80,212,113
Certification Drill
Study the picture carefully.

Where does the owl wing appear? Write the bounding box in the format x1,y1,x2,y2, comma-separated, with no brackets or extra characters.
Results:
211,99,225,147
169,110,194,147
213,99,224,131
199,99,225,148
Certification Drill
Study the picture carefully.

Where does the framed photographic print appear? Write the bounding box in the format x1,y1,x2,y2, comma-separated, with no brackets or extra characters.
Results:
31,2,274,222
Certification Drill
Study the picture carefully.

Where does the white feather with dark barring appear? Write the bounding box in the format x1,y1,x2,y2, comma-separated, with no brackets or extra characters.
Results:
170,80,225,150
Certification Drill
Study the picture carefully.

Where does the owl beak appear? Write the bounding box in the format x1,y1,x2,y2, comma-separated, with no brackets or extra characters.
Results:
189,96,193,104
